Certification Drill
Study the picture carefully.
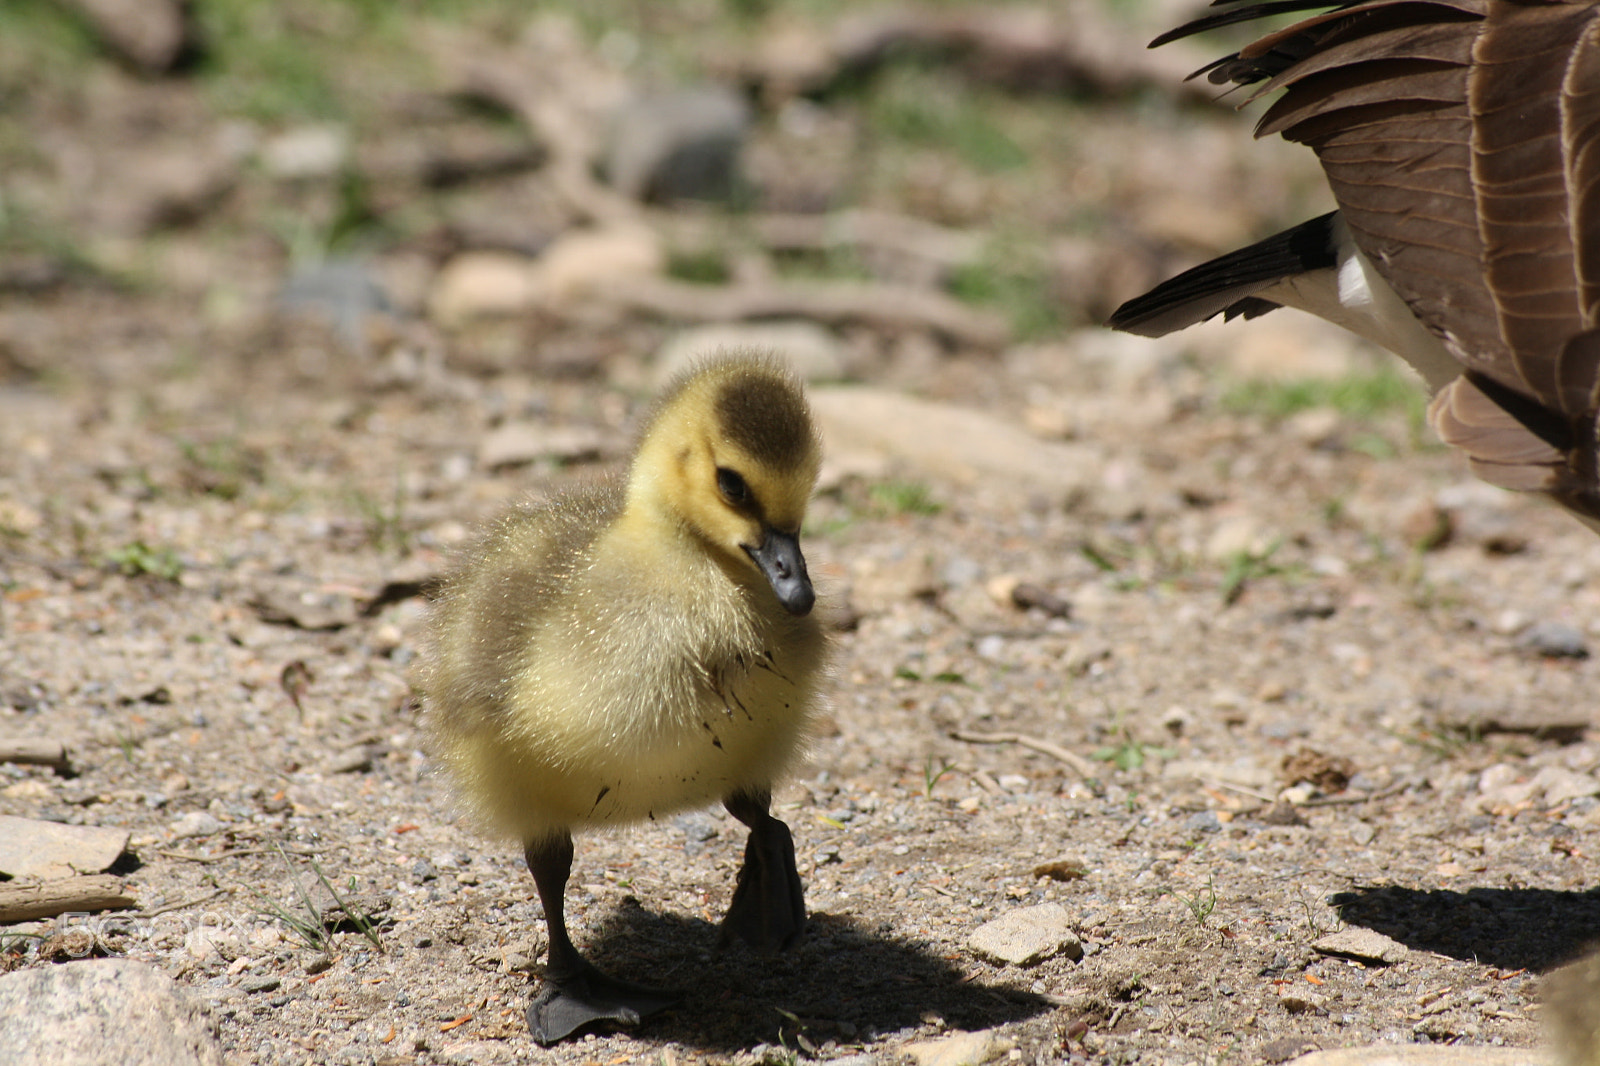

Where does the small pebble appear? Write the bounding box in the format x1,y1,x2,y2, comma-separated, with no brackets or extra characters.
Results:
169,811,222,839
1517,621,1589,659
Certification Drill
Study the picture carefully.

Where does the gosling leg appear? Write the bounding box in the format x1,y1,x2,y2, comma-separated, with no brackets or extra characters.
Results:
522,832,679,1045
718,789,806,951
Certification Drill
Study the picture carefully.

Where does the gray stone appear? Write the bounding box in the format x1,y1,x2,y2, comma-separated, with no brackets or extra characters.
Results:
967,903,1082,966
240,975,280,995
1439,697,1591,741
0,815,129,879
0,959,224,1066
1532,765,1600,805
260,124,350,180
278,260,393,351
605,86,751,203
1517,620,1589,659
168,811,222,840
321,746,374,775
1312,928,1405,965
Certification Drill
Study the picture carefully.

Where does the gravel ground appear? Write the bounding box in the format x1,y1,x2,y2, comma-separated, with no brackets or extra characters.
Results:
3,4,1599,1063
3,289,1597,1065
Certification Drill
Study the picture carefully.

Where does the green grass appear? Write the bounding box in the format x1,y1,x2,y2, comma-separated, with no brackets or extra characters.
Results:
178,437,265,501
869,480,943,517
870,67,1030,173
247,845,387,954
1180,874,1218,927
0,0,97,89
1218,537,1283,606
923,755,957,796
104,541,185,582
666,247,733,285
348,478,411,555
947,252,1059,339
1220,367,1424,423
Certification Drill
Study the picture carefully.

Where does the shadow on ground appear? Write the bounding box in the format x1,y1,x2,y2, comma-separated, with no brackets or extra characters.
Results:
564,901,1053,1051
1333,884,1600,971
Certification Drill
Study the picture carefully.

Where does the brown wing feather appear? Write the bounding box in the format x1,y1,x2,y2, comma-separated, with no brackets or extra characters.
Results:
1564,18,1600,326
1471,1,1596,406
1227,1,1519,370
1145,0,1600,527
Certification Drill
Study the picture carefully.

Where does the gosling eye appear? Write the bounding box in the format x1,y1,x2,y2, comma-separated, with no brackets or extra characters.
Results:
716,467,751,508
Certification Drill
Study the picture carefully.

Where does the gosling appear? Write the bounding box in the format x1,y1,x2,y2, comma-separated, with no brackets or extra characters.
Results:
425,352,829,1045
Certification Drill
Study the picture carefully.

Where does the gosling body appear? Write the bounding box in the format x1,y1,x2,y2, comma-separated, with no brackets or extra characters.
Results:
426,352,827,1044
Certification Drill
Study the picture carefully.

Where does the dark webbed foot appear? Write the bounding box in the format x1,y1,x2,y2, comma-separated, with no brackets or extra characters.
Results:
527,962,681,1045
718,789,806,951
523,832,681,1045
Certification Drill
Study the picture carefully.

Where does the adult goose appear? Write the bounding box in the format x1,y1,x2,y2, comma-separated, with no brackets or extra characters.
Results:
1110,0,1600,533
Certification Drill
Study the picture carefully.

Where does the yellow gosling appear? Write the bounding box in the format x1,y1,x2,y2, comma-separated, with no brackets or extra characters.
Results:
425,351,829,1044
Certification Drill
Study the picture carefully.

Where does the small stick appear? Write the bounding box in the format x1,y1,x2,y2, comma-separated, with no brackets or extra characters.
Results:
141,888,230,917
1300,781,1413,807
0,875,135,922
157,846,320,863
949,730,1099,781
0,739,71,772
156,848,271,864
1203,779,1276,803
611,277,1010,349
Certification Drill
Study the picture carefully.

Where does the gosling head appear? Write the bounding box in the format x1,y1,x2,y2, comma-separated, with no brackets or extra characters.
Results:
633,352,823,616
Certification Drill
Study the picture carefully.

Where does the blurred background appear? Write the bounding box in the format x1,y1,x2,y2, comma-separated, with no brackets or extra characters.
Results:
0,0,1350,387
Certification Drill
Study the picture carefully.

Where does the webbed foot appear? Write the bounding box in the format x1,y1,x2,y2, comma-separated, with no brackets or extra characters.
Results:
527,966,680,1045
719,790,806,952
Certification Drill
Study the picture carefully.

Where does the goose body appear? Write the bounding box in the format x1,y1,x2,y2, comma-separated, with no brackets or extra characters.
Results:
426,351,827,1043
1110,0,1600,532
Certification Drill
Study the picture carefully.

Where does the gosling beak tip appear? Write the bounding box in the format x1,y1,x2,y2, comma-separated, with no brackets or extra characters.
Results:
746,529,814,616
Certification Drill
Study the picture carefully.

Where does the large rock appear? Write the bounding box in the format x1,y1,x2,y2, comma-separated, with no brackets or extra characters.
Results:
605,86,751,203
0,960,224,1066
808,387,1100,499
967,902,1082,966
0,815,129,879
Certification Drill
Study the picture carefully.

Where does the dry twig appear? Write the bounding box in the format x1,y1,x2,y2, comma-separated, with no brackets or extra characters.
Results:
950,729,1099,780
0,876,135,923
611,276,1008,348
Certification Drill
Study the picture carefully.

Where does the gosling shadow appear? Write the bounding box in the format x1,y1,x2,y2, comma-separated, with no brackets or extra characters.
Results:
1331,883,1600,972
573,900,1054,1051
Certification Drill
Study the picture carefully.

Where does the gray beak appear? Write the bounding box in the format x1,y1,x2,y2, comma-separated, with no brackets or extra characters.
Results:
746,528,814,616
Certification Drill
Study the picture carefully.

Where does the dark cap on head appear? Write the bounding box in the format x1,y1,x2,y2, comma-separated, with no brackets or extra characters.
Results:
713,369,814,469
